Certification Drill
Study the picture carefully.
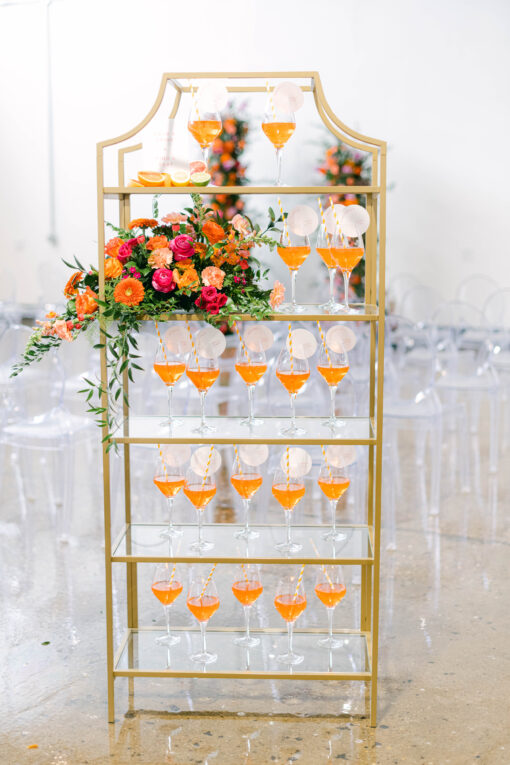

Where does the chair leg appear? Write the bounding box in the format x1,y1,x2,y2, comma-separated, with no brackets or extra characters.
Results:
488,390,499,474
429,417,442,516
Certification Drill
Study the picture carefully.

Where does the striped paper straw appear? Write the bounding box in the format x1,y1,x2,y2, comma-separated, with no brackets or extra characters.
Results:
189,81,200,119
233,444,243,474
265,79,276,120
329,196,345,245
320,444,333,480
277,197,291,244
154,320,168,363
157,443,169,479
316,320,332,367
185,318,200,368
317,197,332,249
288,322,294,372
232,320,250,361
285,446,290,489
292,563,306,601
168,563,177,585
199,562,217,599
200,444,215,488
240,563,250,582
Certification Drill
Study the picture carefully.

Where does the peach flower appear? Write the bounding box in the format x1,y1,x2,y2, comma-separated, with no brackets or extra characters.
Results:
231,214,251,237
147,247,173,269
52,319,73,342
201,266,225,289
162,212,187,225
269,280,285,310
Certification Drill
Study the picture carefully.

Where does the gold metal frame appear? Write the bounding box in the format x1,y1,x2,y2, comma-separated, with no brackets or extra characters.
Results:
96,71,386,726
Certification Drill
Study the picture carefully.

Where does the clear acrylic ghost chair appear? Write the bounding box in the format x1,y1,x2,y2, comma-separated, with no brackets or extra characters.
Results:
0,324,38,427
431,301,500,473
456,274,499,311
1,349,96,543
399,285,443,326
387,273,421,314
483,289,510,451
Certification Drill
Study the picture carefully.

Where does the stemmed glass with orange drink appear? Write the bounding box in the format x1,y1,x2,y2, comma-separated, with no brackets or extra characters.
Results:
230,453,263,541
187,573,220,664
186,355,220,433
154,345,186,427
235,344,267,427
151,562,183,647
272,467,305,553
232,564,263,647
336,232,365,313
277,231,311,313
316,342,349,430
261,104,295,186
316,224,343,313
184,467,216,552
314,565,346,649
188,103,222,169
276,347,310,436
274,574,307,665
318,464,350,541
153,459,185,539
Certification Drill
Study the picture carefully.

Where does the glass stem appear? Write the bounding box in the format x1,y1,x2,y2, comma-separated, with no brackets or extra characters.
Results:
167,496,174,535
199,390,206,429
203,145,210,168
342,270,351,310
200,620,207,654
244,606,251,640
276,147,283,186
287,620,294,656
330,385,337,422
243,498,251,535
198,508,203,546
167,384,173,425
329,268,335,305
248,385,255,423
291,270,297,309
286,509,292,546
290,393,296,429
164,605,171,639
331,499,337,535
328,607,334,641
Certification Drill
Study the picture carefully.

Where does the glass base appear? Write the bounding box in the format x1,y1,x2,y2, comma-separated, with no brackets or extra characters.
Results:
275,540,302,553
323,417,344,431
240,416,264,427
190,650,217,665
318,635,344,649
277,650,304,666
159,418,181,428
189,538,214,552
192,422,216,434
335,304,358,315
155,633,180,647
234,527,260,540
159,526,183,540
280,423,307,437
319,300,341,314
278,302,306,314
234,634,260,648
323,529,347,542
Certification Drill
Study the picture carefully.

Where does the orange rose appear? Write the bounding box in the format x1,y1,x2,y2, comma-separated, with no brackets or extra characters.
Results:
105,237,124,258
202,220,225,245
75,289,98,316
64,271,83,298
104,258,123,279
146,235,169,251
173,267,200,290
128,218,158,230
113,277,145,306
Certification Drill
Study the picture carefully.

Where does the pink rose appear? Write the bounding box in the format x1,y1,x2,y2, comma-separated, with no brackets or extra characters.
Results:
216,293,227,308
231,214,251,237
152,268,176,293
201,266,225,289
118,236,144,264
206,300,220,315
201,286,218,302
147,247,173,269
170,234,195,261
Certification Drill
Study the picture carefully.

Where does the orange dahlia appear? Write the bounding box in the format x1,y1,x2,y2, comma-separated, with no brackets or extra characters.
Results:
104,257,123,279
202,220,225,245
105,236,124,258
64,271,83,298
113,277,145,306
146,235,169,251
128,218,158,230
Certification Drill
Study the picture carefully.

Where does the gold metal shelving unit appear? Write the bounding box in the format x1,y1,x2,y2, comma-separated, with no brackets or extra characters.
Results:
96,71,386,726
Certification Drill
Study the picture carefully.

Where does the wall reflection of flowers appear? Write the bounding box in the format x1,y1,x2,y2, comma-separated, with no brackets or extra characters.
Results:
207,101,249,220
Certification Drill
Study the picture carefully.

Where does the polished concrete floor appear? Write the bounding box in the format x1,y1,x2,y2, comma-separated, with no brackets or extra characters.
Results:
1,422,510,764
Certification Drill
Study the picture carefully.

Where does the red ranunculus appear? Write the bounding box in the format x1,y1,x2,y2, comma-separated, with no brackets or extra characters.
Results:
169,234,195,261
206,300,220,315
201,286,218,302
216,293,227,307
152,268,176,293
239,260,250,270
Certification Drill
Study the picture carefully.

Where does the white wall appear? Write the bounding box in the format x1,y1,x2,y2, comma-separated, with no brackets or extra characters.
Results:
1,0,509,307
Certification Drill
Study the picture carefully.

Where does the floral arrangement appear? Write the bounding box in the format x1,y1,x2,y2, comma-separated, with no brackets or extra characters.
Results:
317,143,371,298
207,101,249,220
11,194,284,447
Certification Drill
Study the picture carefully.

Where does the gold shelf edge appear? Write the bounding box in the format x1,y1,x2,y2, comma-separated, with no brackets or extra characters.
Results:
104,185,380,196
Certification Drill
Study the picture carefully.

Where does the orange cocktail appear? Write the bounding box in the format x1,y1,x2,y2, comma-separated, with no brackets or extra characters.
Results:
187,594,220,622
188,119,222,149
235,362,267,386
232,579,263,606
276,245,310,271
317,365,349,387
274,593,307,622
332,246,364,272
153,362,186,386
261,121,295,149
152,580,183,606
318,476,350,501
314,569,347,649
318,465,350,542
272,482,305,511
186,368,220,392
153,475,185,498
183,483,216,509
231,473,263,500
316,247,337,269
276,370,310,395
314,582,346,609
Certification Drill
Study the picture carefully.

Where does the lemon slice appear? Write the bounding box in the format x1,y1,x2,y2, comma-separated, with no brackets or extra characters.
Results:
191,172,211,187
170,170,191,187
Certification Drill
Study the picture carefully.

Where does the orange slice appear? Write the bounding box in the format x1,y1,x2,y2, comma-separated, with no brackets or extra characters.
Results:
162,173,173,187
137,171,166,187
127,179,144,187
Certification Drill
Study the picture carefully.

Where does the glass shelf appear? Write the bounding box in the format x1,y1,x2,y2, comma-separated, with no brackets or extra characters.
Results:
112,523,373,565
104,185,380,197
114,627,371,680
112,415,376,445
139,304,380,322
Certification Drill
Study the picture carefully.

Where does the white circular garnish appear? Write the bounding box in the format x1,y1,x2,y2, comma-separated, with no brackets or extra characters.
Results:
162,444,191,467
326,445,357,468
286,328,317,359
287,205,319,236
272,81,304,112
196,82,229,112
281,447,312,478
323,203,345,236
164,325,193,355
244,325,274,352
190,446,222,476
195,326,227,359
337,204,370,236
325,325,357,353
238,444,269,467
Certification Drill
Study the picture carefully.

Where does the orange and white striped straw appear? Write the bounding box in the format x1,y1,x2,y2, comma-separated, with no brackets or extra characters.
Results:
329,196,344,244
232,321,250,361
199,562,217,599
316,320,332,367
200,444,215,488
320,444,333,480
240,563,250,582
189,81,200,119
154,320,168,363
285,446,290,489
265,79,276,120
185,318,200,368
292,563,306,601
233,444,243,474
168,563,177,585
157,443,169,479
277,197,291,245
317,198,332,249
309,538,333,586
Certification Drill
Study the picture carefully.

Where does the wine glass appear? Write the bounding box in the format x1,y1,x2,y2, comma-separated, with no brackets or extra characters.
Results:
273,574,307,665
235,345,267,427
316,342,349,430
153,346,186,427
316,224,342,313
187,574,220,664
232,564,263,647
261,105,296,186
151,562,183,647
183,467,216,552
230,454,263,540
318,464,350,541
334,232,365,313
277,231,311,313
153,460,185,539
187,105,222,168
272,467,305,553
276,347,310,436
314,565,346,648
186,355,220,433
